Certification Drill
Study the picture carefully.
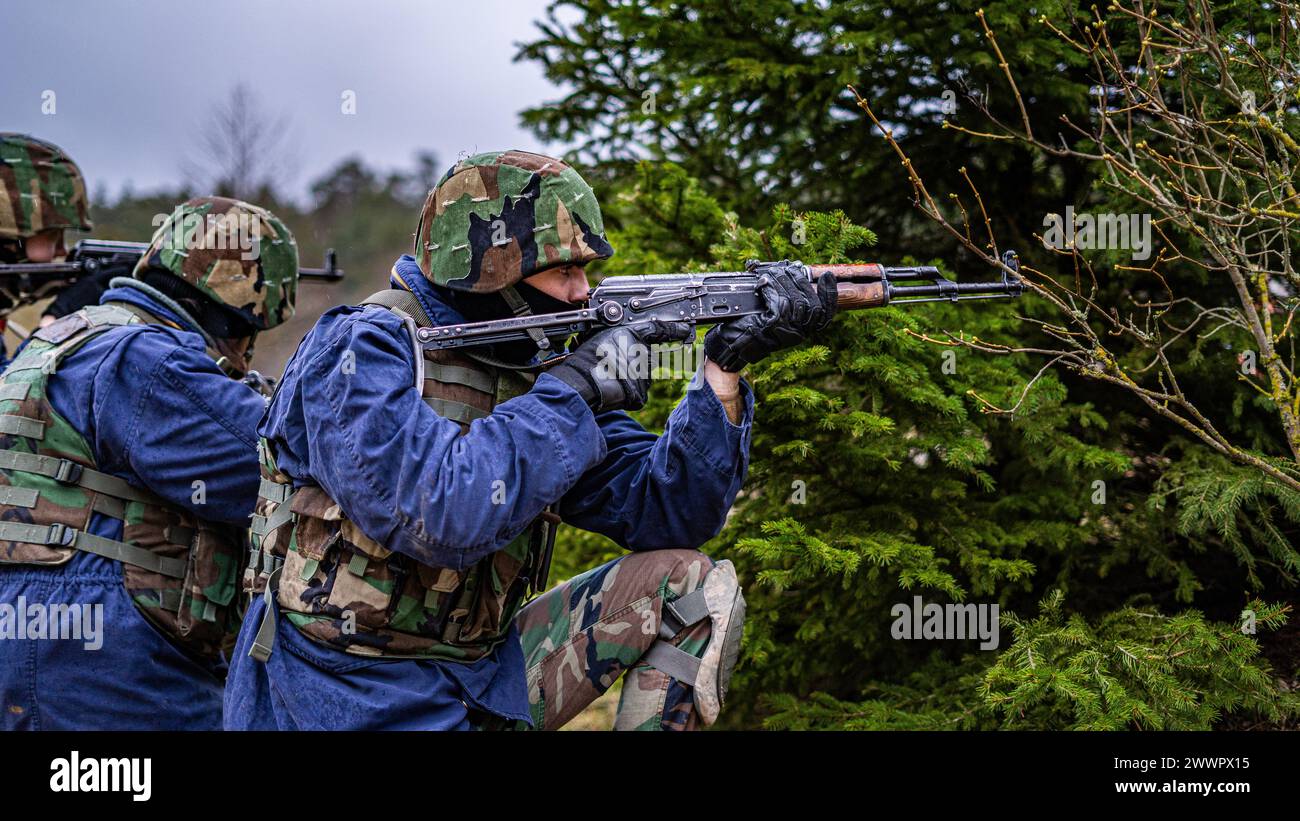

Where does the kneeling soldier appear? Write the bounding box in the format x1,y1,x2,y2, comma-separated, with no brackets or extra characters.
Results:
228,151,834,730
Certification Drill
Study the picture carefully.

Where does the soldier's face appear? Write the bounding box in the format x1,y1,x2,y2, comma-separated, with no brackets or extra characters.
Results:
22,230,65,263
522,264,589,306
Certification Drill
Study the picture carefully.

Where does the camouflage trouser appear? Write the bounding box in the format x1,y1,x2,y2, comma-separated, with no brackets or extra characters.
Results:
512,549,715,731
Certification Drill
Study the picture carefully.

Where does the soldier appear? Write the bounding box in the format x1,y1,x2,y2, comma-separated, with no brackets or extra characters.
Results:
0,134,122,365
227,150,836,730
0,196,299,729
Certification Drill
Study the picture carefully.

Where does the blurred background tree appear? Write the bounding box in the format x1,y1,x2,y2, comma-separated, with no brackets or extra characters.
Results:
182,83,298,203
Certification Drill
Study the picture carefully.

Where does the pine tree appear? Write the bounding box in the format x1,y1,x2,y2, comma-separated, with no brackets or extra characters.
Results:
548,161,1299,729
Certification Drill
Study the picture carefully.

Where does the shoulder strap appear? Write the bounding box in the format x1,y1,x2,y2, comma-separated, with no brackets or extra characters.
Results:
110,301,170,328
362,289,433,328
4,305,141,377
360,288,556,374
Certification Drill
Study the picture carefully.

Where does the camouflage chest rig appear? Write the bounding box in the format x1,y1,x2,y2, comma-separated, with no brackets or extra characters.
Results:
0,304,244,659
246,290,559,662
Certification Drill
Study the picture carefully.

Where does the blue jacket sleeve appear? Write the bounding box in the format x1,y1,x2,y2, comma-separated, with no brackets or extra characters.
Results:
90,328,269,526
557,377,754,551
284,308,608,571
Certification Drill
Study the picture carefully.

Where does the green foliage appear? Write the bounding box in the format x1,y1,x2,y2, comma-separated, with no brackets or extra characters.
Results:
518,0,1094,257
981,592,1298,730
1152,448,1300,589
550,161,1299,730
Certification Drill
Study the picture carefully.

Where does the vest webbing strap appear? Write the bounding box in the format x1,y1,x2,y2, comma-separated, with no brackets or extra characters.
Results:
0,521,187,579
3,358,51,375
0,448,165,506
91,494,126,520
0,486,38,507
248,566,282,662
425,363,495,394
258,477,292,505
426,398,489,425
0,415,45,439
0,382,31,401
250,489,298,538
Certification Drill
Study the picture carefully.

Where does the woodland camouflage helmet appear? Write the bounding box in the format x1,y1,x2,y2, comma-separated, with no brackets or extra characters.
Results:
133,196,298,331
415,150,613,293
0,133,93,241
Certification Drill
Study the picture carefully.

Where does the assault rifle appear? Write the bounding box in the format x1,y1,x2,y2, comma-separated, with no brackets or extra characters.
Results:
0,239,345,310
415,250,1024,353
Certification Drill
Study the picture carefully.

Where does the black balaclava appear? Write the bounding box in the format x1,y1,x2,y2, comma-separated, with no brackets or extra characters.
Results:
451,280,581,364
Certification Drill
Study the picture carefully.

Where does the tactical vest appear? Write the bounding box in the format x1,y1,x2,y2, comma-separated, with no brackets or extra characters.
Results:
0,304,245,659
246,291,559,661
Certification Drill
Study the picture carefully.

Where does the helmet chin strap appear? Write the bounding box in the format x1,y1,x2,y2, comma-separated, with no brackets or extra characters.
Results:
450,282,576,372
210,335,256,379
498,285,554,357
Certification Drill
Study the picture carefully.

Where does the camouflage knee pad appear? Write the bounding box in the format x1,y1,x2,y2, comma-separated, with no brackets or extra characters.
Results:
617,556,746,728
689,559,746,723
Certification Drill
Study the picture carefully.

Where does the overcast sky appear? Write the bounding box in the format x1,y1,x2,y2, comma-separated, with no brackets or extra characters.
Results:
0,0,566,203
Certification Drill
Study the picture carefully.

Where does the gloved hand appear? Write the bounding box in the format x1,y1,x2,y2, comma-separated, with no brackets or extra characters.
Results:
549,319,693,413
42,260,132,320
703,259,838,372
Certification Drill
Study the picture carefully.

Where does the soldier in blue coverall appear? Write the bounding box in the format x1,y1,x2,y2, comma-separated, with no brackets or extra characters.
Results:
0,134,122,370
0,196,300,730
227,151,838,730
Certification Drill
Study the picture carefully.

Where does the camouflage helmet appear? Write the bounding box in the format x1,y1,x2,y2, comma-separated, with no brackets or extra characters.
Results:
0,133,93,241
133,196,298,331
415,150,613,293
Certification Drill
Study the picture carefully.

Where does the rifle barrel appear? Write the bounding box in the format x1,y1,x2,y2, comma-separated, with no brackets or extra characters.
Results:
0,245,344,281
890,280,1021,299
0,262,85,276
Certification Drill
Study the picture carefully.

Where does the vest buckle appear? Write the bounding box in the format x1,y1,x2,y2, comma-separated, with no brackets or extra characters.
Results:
53,459,83,484
46,522,77,547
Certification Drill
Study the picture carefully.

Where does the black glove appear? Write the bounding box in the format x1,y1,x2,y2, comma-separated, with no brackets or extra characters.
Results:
549,319,693,412
42,260,132,320
703,259,838,372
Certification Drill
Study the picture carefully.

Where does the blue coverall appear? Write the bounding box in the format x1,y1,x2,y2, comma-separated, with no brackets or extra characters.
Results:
0,286,267,730
223,256,754,729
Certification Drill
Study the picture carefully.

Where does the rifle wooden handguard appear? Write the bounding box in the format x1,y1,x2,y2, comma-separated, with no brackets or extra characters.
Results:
834,282,889,309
